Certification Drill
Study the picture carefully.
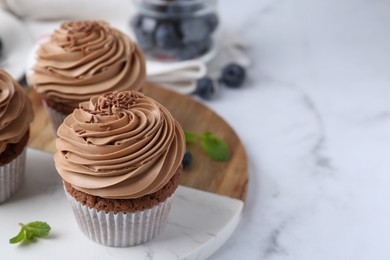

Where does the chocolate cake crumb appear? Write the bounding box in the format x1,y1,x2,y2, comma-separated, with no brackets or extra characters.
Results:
65,165,184,214
44,96,75,115
0,130,29,166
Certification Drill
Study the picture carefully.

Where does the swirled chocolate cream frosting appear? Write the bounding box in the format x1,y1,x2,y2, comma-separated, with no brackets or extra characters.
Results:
0,69,34,154
55,91,186,199
29,21,146,112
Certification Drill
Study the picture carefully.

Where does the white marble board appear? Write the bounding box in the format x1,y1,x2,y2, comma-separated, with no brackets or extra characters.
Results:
0,149,243,259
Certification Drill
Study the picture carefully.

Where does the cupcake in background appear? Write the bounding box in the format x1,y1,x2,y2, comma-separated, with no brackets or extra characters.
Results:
54,90,185,247
0,69,34,203
29,20,146,131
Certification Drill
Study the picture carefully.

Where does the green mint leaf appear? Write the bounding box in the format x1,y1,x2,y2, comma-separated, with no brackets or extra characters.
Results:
25,222,51,238
185,131,198,144
26,230,35,241
9,221,51,245
9,228,26,244
200,132,230,161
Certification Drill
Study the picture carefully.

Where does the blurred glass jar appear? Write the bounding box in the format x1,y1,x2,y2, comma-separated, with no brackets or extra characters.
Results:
131,0,219,62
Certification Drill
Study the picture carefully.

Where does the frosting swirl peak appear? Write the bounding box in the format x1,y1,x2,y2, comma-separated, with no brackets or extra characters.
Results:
29,21,146,108
55,91,186,199
0,69,34,153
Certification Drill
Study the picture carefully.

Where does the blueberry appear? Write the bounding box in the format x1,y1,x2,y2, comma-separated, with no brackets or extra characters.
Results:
140,16,157,34
180,18,210,43
204,14,219,33
196,77,214,99
132,14,143,26
177,39,212,60
177,43,200,60
199,37,212,55
182,150,193,168
221,63,246,88
131,16,156,51
134,29,154,51
155,22,182,49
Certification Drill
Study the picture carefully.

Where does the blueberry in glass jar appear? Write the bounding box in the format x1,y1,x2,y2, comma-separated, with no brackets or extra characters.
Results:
180,18,210,43
132,15,156,50
204,13,219,32
131,0,219,61
155,22,182,49
177,38,211,60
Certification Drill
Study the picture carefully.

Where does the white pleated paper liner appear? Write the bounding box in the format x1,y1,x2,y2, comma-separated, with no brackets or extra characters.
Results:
43,101,68,134
0,148,26,204
65,191,173,247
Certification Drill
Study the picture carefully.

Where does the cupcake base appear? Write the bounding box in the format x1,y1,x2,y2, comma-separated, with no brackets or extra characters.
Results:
65,190,173,247
63,165,183,214
0,148,26,204
62,165,183,247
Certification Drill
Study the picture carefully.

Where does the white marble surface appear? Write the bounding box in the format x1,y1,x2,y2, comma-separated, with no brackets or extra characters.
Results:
211,0,390,259
2,0,390,258
0,9,32,80
0,149,243,259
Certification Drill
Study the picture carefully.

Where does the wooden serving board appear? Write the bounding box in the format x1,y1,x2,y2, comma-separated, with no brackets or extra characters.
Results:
26,84,248,201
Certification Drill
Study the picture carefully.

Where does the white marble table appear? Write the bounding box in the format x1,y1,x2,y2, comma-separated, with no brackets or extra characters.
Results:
212,0,390,259
7,0,390,259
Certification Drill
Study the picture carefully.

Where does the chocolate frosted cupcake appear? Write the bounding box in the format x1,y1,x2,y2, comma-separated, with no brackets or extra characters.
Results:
0,69,34,203
29,21,146,131
54,91,185,247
